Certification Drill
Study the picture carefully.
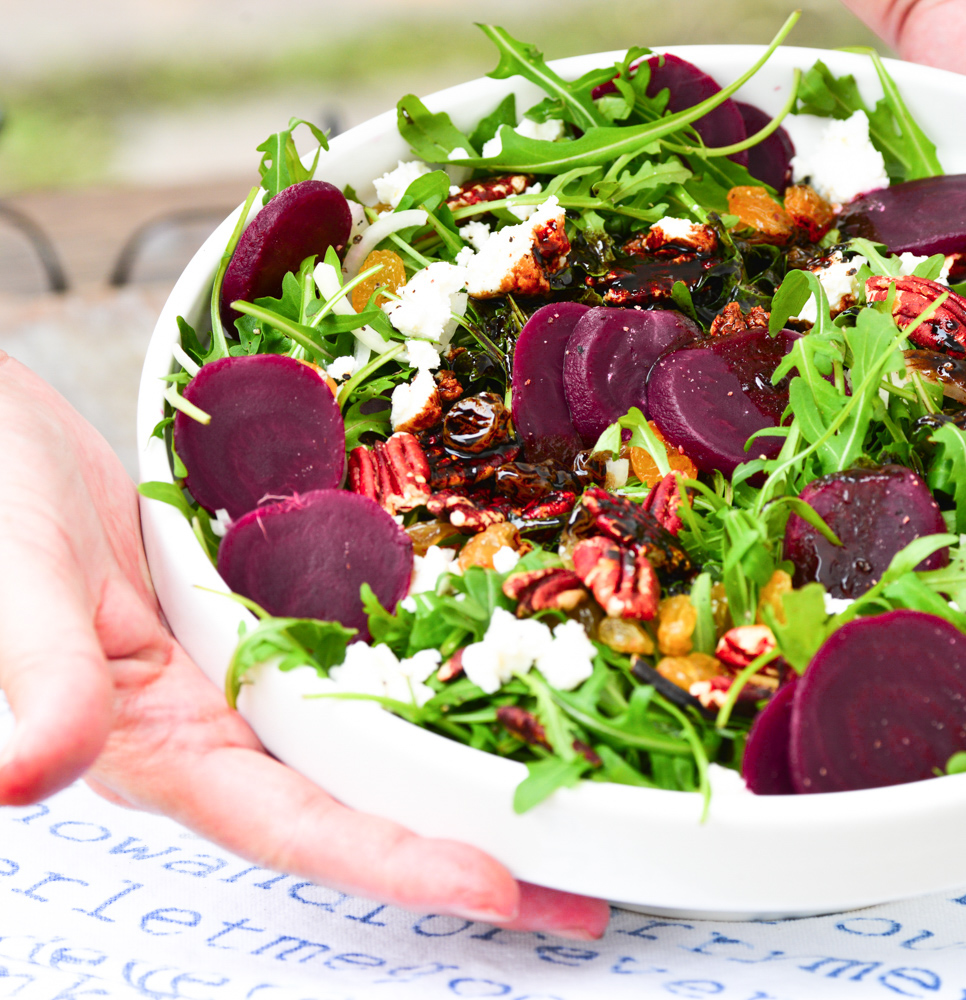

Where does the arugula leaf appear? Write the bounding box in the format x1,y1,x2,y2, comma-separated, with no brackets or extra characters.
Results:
137,481,193,520
762,583,829,674
256,118,330,205
397,95,475,163
927,423,966,531
477,24,608,132
513,757,593,814
469,93,517,150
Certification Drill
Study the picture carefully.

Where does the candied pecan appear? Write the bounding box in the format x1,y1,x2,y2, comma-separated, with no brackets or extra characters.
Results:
709,302,771,338
502,567,587,617
443,392,511,453
447,174,533,212
569,487,695,585
437,648,464,683
494,461,584,503
532,211,570,274
426,490,511,532
715,624,777,672
640,472,685,535
626,220,718,256
512,490,578,527
866,275,966,356
689,674,777,712
572,536,660,620
497,706,552,750
347,432,431,515
420,429,521,489
585,246,722,307
435,369,463,404
573,740,603,766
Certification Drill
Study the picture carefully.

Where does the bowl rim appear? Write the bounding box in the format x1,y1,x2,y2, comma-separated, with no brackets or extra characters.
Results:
138,43,966,917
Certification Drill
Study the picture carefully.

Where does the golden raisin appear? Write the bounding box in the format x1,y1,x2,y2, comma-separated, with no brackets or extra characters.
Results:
656,652,723,691
406,520,462,557
656,595,698,657
756,569,792,626
351,249,407,311
458,522,530,572
598,617,655,656
629,421,698,488
783,184,835,242
727,186,794,244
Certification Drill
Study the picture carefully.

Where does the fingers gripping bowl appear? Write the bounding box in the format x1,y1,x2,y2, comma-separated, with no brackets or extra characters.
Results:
138,45,966,919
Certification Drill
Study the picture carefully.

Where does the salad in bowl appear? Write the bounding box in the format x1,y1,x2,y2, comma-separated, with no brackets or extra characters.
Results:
138,16,966,916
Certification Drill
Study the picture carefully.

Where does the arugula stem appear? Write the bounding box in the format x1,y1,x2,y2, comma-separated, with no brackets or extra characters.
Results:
231,301,335,360
209,185,259,360
714,648,781,729
163,383,211,424
337,342,405,407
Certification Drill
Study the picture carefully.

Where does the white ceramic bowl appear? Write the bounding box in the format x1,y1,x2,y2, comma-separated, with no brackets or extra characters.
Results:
138,45,966,919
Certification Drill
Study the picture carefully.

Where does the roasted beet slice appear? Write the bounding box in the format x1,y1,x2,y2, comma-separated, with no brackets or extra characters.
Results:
510,301,589,465
790,610,966,793
593,53,748,165
784,465,948,599
221,180,352,323
735,101,795,192
742,679,797,795
838,175,966,256
645,328,798,477
174,354,346,519
562,306,700,446
217,489,412,640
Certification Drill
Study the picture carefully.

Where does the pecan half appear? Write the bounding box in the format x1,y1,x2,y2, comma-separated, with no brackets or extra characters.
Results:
709,302,770,339
425,489,511,532
442,392,511,453
628,219,718,256
447,174,533,212
348,432,431,515
640,472,685,536
497,706,602,765
715,624,777,671
502,567,587,617
866,275,966,355
571,536,660,620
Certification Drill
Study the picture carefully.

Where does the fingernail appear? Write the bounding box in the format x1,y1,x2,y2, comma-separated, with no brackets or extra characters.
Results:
449,904,519,924
548,925,602,941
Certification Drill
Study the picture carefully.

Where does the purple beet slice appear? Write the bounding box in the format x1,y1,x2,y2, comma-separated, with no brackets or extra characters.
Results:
742,680,797,795
510,301,589,464
593,53,748,165
735,101,795,192
174,354,346,519
217,489,413,640
784,465,948,599
838,175,966,256
221,179,352,324
790,610,966,793
562,306,700,446
645,328,799,477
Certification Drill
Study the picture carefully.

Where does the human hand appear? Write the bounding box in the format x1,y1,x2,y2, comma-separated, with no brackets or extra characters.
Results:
0,352,609,939
840,0,966,73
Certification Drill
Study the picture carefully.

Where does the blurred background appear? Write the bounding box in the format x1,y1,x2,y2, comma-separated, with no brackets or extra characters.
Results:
0,0,880,472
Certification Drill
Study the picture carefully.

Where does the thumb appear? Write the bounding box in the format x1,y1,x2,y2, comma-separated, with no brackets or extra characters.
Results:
0,534,114,803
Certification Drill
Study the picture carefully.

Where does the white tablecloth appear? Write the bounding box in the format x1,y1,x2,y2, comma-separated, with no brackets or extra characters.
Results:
3,696,966,999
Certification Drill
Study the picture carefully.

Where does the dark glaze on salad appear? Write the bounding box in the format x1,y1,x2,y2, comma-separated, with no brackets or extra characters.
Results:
147,18,966,811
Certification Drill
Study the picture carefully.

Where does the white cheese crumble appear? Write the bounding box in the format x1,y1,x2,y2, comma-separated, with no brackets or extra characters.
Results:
535,619,596,691
373,160,432,209
460,608,596,694
448,147,472,161
823,593,855,616
383,260,468,342
790,110,889,205
400,339,442,371
329,642,440,707
461,607,554,694
898,252,952,285
460,195,564,298
325,355,357,381
507,182,544,221
795,250,868,324
407,544,461,603
209,508,232,538
650,215,705,241
514,117,566,141
481,132,504,159
390,367,439,431
491,545,520,575
461,220,493,251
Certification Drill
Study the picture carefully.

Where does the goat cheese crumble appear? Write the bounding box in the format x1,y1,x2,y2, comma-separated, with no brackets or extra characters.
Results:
790,110,889,205
795,250,868,324
383,260,468,342
329,642,440,707
374,160,432,209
